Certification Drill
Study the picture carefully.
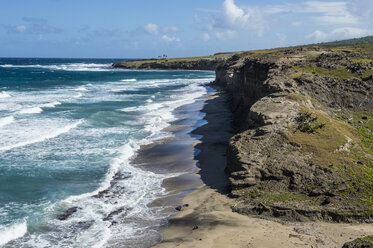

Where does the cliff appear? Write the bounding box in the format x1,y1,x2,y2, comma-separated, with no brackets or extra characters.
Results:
112,54,232,70
215,45,373,222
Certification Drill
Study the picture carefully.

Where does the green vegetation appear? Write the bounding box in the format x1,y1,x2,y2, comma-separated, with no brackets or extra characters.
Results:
290,64,371,80
357,127,373,156
312,35,373,47
287,107,356,167
295,111,325,133
260,191,311,203
351,58,373,65
113,37,373,75
239,189,312,203
337,112,373,160
114,53,234,69
329,44,373,54
361,236,373,243
343,235,373,248
287,108,373,209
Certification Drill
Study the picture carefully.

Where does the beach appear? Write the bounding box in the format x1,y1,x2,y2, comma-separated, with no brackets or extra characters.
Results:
154,85,373,248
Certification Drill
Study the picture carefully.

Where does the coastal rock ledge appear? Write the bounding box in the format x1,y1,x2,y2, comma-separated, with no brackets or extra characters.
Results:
214,46,373,223
112,57,226,70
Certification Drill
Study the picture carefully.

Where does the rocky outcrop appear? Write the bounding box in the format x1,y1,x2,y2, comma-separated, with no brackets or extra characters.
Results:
112,58,225,71
215,48,373,222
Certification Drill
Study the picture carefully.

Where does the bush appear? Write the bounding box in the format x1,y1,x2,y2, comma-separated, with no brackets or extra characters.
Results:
295,111,325,133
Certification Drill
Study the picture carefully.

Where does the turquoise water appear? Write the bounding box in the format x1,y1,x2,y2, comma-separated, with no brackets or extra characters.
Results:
0,58,214,247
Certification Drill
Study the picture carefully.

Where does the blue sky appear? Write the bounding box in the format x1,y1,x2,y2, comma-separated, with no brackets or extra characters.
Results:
0,0,372,58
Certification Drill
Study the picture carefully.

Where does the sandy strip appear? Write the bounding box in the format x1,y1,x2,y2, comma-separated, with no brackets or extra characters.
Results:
154,86,373,248
155,186,373,248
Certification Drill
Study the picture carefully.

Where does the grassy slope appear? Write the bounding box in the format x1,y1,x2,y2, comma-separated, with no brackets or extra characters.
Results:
113,35,373,69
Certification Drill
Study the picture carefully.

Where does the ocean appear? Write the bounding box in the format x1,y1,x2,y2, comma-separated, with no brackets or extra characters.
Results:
0,58,215,247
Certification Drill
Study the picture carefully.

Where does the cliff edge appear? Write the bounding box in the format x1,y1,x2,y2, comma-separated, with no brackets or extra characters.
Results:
215,45,373,222
112,54,232,70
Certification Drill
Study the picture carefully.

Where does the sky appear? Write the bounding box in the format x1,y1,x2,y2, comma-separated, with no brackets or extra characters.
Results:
0,0,372,58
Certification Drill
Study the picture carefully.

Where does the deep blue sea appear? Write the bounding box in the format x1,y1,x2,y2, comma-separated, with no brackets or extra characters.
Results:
0,58,214,247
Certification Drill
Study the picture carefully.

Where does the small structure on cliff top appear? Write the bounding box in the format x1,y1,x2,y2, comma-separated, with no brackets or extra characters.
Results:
158,54,167,60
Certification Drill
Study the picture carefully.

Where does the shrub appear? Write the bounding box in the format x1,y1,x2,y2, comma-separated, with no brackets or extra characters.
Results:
295,111,325,133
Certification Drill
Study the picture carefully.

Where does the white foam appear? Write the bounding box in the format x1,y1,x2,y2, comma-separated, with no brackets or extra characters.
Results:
74,93,83,98
0,63,112,71
51,81,207,244
41,101,61,108
0,116,15,128
7,74,214,247
121,79,137,82
0,120,83,151
0,221,27,246
73,86,88,91
56,136,173,247
0,64,14,68
19,107,43,114
0,91,11,99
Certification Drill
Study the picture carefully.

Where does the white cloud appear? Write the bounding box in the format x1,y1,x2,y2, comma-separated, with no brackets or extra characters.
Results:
194,14,215,31
6,19,62,35
307,27,371,42
163,26,180,33
276,33,287,44
291,21,303,27
215,30,236,40
202,33,210,41
306,30,328,41
15,25,26,33
297,1,359,25
195,0,371,43
349,0,373,21
220,0,265,36
144,23,159,35
161,35,180,43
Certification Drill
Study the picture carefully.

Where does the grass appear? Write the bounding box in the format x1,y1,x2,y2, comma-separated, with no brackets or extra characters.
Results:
260,192,311,203
239,189,312,203
361,236,373,243
357,127,373,156
290,64,360,79
329,44,373,54
287,107,356,167
114,53,234,68
344,235,373,246
286,106,373,209
337,112,373,159
351,58,373,65
114,43,373,72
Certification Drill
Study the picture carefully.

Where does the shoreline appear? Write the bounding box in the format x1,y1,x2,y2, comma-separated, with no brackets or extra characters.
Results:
127,94,210,247
153,84,373,248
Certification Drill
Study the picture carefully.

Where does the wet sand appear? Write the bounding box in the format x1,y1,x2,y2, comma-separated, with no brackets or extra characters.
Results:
153,86,373,248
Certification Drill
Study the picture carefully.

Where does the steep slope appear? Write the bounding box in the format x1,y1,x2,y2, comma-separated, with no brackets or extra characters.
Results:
215,45,373,222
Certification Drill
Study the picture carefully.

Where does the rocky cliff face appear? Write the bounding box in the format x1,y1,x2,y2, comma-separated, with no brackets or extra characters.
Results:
215,46,373,222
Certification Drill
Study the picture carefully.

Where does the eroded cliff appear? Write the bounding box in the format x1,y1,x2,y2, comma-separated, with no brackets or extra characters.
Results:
215,45,373,222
